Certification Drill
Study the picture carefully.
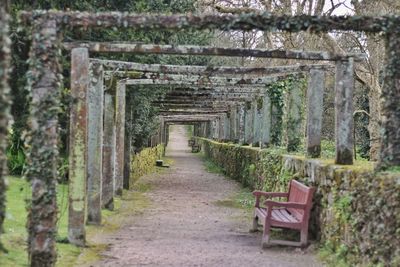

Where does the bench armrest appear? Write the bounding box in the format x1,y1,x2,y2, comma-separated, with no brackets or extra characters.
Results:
252,191,289,207
264,200,307,210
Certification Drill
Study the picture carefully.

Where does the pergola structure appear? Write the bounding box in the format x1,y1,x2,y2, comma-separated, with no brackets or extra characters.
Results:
14,10,400,266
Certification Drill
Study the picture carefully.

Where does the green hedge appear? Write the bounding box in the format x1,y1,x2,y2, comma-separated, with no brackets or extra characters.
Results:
130,144,164,186
198,138,400,266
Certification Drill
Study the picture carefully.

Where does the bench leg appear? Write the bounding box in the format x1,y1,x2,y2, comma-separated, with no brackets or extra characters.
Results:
300,228,308,247
261,221,271,248
250,215,259,232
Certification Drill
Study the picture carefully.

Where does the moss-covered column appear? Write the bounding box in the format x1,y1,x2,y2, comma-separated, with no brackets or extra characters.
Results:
102,92,115,210
25,17,61,266
114,81,126,196
253,99,261,147
335,58,354,165
306,69,325,158
0,5,11,250
283,79,304,152
223,113,230,141
68,48,89,246
159,117,164,143
260,95,271,148
211,119,217,140
87,63,104,225
165,124,170,146
123,104,133,190
244,101,254,145
238,104,245,145
379,32,400,168
229,105,237,142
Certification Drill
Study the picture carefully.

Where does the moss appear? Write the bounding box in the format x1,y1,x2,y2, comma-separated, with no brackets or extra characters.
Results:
76,189,150,266
198,137,400,266
130,144,164,185
0,177,81,267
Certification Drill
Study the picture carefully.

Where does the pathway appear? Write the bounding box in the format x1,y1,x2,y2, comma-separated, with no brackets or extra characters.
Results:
95,125,323,267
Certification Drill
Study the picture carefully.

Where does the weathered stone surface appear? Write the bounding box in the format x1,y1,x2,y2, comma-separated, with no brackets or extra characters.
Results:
64,42,364,61
87,63,104,225
25,17,61,267
0,4,11,246
306,69,324,158
260,95,271,147
68,48,89,246
99,59,330,76
238,104,245,145
124,74,296,86
102,92,115,210
244,101,254,145
379,32,400,169
252,100,261,147
335,59,354,165
21,11,398,33
114,81,126,196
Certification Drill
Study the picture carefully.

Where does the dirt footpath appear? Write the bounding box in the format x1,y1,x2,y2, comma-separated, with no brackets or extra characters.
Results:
94,125,323,267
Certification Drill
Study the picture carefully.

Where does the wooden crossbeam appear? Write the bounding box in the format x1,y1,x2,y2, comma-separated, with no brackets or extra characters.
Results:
99,59,331,75
64,42,365,61
20,11,396,33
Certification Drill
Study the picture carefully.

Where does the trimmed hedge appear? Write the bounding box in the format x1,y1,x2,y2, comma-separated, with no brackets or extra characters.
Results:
130,144,164,185
198,138,400,266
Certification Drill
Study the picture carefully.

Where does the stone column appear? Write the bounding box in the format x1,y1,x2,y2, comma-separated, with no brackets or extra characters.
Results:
26,17,62,265
335,59,354,165
102,92,115,210
68,47,89,246
244,101,254,145
0,5,11,249
223,113,230,141
306,69,325,158
253,99,261,147
87,63,104,225
284,78,304,152
238,104,245,145
229,106,237,142
260,95,271,148
123,103,133,190
114,81,126,195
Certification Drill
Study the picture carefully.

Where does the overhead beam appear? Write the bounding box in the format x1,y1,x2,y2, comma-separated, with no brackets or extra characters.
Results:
99,59,331,75
122,75,298,86
64,42,365,61
21,11,396,33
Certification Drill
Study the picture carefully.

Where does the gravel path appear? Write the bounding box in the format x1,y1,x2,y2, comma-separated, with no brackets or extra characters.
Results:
95,125,323,267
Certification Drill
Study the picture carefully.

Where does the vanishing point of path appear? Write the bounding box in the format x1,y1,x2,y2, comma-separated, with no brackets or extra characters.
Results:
94,125,323,267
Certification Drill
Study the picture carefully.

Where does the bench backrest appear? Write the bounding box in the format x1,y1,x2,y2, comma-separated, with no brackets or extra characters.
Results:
287,180,315,222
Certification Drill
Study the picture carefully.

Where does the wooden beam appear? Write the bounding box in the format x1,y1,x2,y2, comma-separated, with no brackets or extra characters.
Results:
20,11,397,33
64,42,365,61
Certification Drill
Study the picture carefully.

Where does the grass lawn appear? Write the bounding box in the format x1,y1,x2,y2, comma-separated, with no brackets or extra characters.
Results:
0,176,81,267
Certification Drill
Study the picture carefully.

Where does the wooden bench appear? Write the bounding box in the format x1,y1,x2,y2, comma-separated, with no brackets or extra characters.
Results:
251,180,315,248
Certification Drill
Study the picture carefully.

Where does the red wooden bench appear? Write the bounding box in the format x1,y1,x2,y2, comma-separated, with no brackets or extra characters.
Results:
251,180,315,248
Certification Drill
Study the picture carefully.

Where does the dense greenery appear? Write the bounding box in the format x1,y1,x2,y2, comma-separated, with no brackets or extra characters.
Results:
6,0,213,173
